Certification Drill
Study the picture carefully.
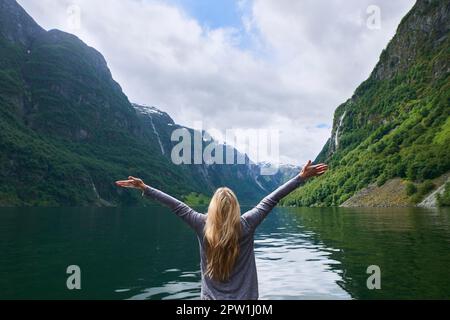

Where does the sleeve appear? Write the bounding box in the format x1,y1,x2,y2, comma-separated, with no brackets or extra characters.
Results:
241,175,304,230
142,186,205,233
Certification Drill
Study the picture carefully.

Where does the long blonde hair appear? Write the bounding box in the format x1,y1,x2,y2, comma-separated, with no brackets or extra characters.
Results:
204,187,241,282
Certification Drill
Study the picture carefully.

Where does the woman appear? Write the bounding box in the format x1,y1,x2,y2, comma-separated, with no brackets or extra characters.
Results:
116,160,327,300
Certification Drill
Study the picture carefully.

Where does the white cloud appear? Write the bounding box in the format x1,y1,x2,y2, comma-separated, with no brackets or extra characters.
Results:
17,0,415,165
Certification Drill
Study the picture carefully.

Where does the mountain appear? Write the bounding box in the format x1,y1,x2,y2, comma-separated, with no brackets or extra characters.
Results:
132,103,300,205
0,0,287,206
282,0,450,207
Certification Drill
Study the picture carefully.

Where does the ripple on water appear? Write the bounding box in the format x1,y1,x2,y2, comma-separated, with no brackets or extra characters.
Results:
127,280,201,300
256,232,351,300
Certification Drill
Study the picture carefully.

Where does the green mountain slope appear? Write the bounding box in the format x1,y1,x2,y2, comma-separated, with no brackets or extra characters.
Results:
283,0,450,207
0,0,284,206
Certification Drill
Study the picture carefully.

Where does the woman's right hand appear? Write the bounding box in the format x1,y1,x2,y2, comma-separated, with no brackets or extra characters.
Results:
299,160,328,180
115,176,147,191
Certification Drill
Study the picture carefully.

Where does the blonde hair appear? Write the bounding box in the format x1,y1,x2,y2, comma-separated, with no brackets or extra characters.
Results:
204,187,241,282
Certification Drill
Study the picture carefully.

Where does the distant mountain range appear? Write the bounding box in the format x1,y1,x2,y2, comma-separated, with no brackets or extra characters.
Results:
282,0,450,207
0,0,297,206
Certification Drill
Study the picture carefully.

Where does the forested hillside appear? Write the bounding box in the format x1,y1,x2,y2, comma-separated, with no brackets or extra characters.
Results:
0,0,292,206
283,0,449,207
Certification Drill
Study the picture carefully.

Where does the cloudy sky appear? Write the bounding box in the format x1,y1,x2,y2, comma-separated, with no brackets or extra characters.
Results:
18,0,415,165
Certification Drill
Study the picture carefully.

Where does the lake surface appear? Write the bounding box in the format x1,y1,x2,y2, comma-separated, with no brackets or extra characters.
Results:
0,206,449,300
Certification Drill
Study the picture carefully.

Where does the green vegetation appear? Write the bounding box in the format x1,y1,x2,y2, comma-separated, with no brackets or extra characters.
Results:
282,0,450,207
437,183,450,207
183,192,211,207
418,180,435,196
409,180,436,204
405,182,417,196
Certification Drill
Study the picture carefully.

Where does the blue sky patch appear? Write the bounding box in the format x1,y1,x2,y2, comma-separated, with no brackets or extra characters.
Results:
316,123,332,129
167,0,243,30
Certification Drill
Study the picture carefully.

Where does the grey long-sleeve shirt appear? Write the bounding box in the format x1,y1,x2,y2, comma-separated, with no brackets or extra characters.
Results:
143,175,304,300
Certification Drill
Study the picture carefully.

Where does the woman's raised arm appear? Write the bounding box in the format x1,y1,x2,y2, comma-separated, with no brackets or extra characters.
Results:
115,177,205,233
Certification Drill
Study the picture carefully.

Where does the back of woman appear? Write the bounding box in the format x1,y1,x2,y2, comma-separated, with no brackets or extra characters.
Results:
196,211,261,300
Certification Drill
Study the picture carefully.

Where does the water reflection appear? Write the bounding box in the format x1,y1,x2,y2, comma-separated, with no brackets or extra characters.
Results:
255,232,350,299
127,270,201,300
285,207,450,299
0,206,449,299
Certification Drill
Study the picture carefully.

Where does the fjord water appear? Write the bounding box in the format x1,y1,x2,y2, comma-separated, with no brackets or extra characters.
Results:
0,206,449,300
